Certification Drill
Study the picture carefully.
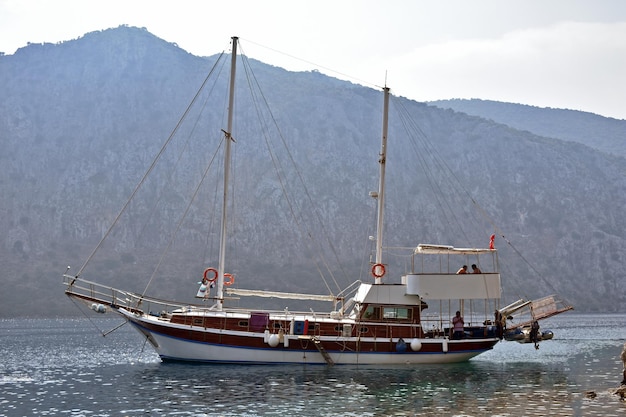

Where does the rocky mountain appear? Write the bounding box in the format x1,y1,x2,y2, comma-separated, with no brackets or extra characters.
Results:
1,26,626,317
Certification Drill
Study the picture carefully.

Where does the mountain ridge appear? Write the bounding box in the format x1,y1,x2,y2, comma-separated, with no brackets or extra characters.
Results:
430,98,626,157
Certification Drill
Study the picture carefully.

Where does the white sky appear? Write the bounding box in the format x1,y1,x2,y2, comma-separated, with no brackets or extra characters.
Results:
2,0,626,120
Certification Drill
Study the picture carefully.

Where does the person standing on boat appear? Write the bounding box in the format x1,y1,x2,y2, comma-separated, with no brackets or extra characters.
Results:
452,311,464,339
456,265,468,274
471,264,482,273
620,342,626,385
529,320,540,349
494,310,504,340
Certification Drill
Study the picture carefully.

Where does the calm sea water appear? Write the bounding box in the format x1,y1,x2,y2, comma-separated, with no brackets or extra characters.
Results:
1,313,625,416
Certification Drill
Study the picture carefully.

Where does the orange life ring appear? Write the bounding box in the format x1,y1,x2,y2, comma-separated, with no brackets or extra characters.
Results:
372,263,386,278
224,273,235,286
203,267,218,283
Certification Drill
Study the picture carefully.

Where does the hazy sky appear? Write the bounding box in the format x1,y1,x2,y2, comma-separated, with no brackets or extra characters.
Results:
2,0,626,120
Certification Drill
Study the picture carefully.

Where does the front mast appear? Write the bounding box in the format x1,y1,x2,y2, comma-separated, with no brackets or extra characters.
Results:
374,87,390,284
216,36,238,309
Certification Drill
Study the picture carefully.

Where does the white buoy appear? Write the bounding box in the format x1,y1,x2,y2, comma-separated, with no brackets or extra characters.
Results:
268,333,280,347
91,303,106,314
410,339,422,351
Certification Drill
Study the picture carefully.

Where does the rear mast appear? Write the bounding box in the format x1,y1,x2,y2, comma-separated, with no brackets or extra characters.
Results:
373,86,390,284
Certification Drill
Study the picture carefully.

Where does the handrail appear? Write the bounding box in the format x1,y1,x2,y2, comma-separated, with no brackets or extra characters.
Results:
63,275,342,318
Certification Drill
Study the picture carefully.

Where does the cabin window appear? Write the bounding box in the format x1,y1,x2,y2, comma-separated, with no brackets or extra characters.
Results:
382,307,412,321
359,326,368,333
238,321,248,327
193,318,204,326
272,322,282,329
363,306,380,320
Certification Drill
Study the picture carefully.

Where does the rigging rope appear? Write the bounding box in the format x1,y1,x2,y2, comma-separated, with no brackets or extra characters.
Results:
141,135,225,297
390,95,565,302
67,294,128,337
75,51,227,279
240,37,382,91
139,58,228,296
392,96,475,245
134,55,228,255
237,42,344,294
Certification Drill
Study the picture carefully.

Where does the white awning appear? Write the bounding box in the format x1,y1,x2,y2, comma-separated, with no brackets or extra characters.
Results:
415,244,496,255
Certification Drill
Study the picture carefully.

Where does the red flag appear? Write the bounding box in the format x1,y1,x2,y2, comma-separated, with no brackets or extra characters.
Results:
489,234,495,250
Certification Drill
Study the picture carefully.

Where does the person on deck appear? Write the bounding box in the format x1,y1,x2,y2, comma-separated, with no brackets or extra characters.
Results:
494,309,504,340
456,265,468,274
529,320,540,349
452,311,464,339
620,343,626,385
471,264,482,273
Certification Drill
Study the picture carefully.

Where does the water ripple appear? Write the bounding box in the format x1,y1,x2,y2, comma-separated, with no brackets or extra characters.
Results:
1,314,625,416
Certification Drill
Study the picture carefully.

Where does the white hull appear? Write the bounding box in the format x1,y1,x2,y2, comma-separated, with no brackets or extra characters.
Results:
121,309,494,365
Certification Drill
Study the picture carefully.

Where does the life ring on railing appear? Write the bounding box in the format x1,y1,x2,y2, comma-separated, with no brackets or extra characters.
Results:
203,267,218,283
371,263,386,278
224,273,235,286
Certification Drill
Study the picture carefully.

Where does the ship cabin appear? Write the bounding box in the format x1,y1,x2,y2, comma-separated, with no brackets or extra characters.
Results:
352,244,501,339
